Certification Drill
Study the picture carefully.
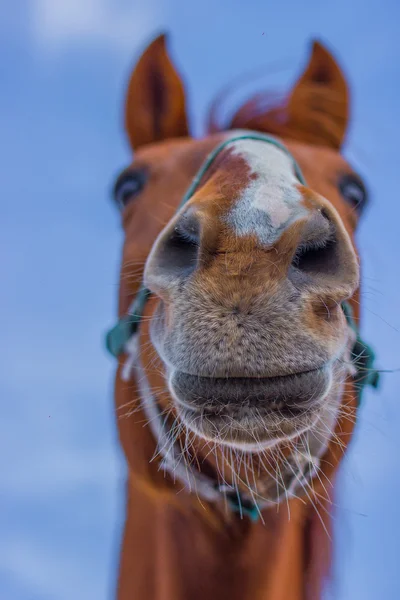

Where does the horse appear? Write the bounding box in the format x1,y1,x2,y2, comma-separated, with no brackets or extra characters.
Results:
106,34,379,600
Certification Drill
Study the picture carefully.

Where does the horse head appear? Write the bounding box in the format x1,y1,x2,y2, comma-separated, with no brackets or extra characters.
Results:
110,35,375,513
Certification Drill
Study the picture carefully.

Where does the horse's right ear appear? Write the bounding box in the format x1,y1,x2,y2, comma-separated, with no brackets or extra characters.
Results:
124,34,189,151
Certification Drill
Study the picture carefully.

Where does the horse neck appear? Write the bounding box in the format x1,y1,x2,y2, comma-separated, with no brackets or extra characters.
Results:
113,353,347,600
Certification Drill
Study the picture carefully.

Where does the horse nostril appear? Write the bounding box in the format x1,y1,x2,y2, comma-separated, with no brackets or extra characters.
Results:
174,210,201,246
287,208,359,302
156,211,201,277
292,236,338,275
291,211,339,276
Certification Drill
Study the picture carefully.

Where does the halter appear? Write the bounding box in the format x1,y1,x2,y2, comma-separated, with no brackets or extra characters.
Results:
105,132,380,520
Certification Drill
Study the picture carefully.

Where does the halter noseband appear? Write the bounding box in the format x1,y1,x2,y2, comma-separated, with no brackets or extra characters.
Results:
105,131,379,405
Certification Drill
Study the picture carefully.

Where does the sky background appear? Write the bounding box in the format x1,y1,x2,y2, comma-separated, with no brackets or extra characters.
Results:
1,1,399,598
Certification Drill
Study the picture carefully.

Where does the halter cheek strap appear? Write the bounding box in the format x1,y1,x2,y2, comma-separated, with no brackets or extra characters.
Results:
341,302,380,395
105,286,150,359
105,131,380,405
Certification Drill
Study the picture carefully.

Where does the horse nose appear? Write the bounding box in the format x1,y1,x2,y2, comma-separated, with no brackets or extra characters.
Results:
145,203,358,303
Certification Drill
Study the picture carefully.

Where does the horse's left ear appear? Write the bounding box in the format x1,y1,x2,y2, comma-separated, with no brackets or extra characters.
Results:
286,40,349,149
124,33,189,150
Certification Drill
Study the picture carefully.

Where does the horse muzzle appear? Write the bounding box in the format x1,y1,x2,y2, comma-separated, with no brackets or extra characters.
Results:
168,367,332,446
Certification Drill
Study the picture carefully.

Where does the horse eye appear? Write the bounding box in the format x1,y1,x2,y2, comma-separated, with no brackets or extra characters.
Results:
339,174,367,212
114,169,147,208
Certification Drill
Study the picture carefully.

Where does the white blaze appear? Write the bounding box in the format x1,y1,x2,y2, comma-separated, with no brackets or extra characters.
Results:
226,138,305,245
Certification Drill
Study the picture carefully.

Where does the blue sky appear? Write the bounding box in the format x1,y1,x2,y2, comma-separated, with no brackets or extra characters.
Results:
1,1,399,598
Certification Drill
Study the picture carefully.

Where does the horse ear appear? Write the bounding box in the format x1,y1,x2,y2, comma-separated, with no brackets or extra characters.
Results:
124,34,189,150
286,40,349,148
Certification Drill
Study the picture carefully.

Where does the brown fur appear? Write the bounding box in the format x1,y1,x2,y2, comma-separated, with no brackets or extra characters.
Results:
112,35,363,600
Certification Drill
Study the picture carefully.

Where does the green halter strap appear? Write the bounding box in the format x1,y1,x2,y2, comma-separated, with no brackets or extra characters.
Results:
105,131,380,405
341,302,380,396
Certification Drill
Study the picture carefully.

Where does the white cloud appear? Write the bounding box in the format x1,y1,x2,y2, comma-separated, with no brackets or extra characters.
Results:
31,0,165,55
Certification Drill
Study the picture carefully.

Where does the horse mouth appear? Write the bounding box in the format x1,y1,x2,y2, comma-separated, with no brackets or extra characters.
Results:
169,368,331,447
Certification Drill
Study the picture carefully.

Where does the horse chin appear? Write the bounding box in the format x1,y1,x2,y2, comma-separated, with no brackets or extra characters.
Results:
173,400,323,450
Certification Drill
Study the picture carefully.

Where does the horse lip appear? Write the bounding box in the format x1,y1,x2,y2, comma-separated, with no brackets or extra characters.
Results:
175,367,324,381
170,366,330,414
